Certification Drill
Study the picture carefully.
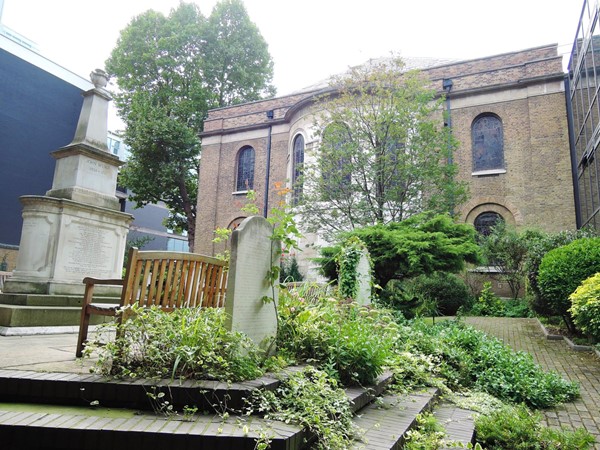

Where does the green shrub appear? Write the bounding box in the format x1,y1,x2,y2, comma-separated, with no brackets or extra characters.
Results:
402,272,472,316
280,255,304,282
569,272,600,341
277,288,398,385
480,221,529,299
90,306,263,382
538,237,600,331
503,298,533,318
476,403,595,450
525,229,598,317
470,282,505,316
377,279,420,319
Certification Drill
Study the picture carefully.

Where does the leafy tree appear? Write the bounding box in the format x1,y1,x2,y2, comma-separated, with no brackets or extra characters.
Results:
319,213,481,289
202,0,275,106
298,58,467,238
479,221,529,299
106,1,274,250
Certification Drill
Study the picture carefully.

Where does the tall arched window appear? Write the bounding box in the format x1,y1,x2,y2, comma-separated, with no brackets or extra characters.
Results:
320,123,352,195
292,134,305,203
236,146,255,191
472,114,504,172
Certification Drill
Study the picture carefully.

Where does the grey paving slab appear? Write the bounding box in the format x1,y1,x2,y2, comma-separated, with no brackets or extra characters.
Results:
464,317,600,449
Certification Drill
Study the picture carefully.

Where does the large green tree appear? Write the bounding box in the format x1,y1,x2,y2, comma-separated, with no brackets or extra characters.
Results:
298,58,467,238
106,1,274,250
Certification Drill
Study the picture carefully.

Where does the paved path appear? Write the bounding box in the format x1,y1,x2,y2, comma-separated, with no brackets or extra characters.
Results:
464,317,600,447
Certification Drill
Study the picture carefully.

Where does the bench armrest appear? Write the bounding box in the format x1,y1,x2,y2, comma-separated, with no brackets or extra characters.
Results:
82,277,125,307
83,277,124,286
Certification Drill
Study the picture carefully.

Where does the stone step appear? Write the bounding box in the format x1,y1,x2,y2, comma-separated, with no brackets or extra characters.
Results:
346,371,394,413
0,367,393,414
0,293,117,307
350,387,440,449
0,368,395,449
0,304,111,329
0,368,283,413
0,408,307,450
434,402,477,449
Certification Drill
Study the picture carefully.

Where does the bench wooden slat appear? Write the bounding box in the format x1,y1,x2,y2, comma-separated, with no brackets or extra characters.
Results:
76,247,228,357
155,259,168,307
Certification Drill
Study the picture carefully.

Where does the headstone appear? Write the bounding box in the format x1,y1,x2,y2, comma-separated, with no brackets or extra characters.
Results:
225,216,279,350
354,250,372,306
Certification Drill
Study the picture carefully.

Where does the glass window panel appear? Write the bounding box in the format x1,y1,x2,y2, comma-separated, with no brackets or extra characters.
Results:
292,134,305,203
236,146,255,191
472,115,504,172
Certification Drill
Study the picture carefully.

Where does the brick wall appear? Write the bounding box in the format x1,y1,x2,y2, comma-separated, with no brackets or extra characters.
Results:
195,44,576,257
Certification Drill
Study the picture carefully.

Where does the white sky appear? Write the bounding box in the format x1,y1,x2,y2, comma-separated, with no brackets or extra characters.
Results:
1,0,585,110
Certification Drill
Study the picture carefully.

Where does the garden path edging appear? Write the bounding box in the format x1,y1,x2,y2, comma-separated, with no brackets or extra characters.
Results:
536,318,595,352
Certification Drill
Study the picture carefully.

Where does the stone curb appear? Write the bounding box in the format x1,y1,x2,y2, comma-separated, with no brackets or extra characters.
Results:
536,318,564,340
536,318,595,352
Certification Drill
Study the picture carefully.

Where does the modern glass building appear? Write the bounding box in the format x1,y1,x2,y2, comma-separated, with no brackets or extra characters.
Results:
566,0,600,230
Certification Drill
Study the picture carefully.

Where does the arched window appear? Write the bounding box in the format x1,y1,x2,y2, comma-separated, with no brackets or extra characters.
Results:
472,114,504,172
320,123,352,195
292,134,305,203
236,146,255,191
474,211,504,236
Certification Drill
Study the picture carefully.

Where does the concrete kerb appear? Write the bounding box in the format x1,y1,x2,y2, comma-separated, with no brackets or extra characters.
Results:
536,318,598,353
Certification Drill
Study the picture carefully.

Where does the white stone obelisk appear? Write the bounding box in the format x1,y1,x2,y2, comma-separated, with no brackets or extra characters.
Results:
4,69,133,295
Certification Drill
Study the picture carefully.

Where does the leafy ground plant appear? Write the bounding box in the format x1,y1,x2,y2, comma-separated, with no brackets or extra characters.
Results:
475,403,595,450
248,366,357,450
89,305,264,382
394,320,579,408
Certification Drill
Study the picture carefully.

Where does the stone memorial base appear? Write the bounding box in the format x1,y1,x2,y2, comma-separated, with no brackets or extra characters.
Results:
0,291,118,334
4,195,131,296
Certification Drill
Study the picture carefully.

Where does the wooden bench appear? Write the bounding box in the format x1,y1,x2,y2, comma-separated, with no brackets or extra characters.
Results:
76,247,228,357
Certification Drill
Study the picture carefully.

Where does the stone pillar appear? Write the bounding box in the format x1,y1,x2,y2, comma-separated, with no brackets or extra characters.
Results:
4,69,133,296
225,216,279,350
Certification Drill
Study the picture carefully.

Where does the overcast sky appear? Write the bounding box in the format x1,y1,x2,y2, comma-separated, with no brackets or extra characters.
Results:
1,0,585,100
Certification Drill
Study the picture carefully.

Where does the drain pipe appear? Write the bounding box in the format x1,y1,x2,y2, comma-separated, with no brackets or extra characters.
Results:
442,78,453,165
263,110,274,218
564,74,582,229
442,79,454,215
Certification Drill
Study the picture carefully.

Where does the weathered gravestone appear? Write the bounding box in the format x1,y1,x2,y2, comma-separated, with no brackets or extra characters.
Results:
225,216,280,350
354,250,372,306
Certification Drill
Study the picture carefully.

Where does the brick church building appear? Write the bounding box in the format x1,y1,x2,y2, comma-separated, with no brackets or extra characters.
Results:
195,44,575,275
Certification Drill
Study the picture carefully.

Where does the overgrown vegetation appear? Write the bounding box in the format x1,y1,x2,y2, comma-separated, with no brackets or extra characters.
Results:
88,306,264,382
87,284,590,449
249,366,357,450
475,403,596,450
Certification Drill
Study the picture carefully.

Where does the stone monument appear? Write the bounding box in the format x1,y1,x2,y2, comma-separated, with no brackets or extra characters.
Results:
225,216,279,350
2,69,132,305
